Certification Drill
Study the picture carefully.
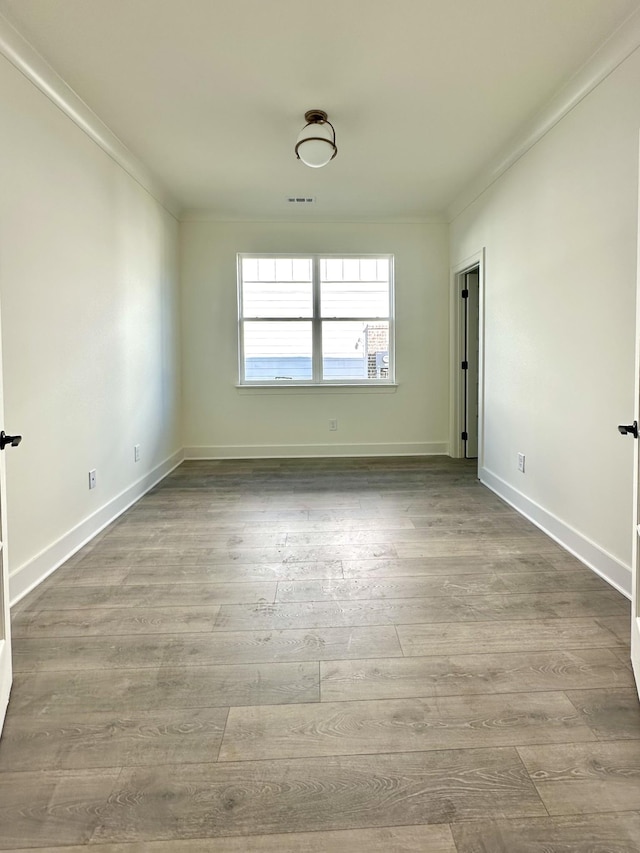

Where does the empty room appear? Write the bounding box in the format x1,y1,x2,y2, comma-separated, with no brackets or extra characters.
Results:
0,1,639,851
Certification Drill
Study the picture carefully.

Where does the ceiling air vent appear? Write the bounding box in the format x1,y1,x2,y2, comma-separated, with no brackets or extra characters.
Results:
287,196,316,205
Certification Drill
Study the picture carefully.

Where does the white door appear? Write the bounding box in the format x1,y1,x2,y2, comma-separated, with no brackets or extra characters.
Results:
630,230,640,698
629,146,640,699
0,333,14,735
627,144,640,700
0,486,10,736
630,396,640,696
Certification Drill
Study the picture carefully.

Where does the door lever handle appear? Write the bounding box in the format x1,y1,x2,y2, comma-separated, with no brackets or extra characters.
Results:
0,430,22,450
618,421,638,438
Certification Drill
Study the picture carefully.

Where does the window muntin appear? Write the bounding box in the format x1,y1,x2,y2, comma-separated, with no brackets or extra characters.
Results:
238,254,394,385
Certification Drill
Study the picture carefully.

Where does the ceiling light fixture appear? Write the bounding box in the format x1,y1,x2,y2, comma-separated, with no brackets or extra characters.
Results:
295,109,337,168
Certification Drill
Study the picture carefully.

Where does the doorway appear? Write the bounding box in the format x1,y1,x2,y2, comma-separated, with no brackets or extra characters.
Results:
462,268,480,459
450,251,485,466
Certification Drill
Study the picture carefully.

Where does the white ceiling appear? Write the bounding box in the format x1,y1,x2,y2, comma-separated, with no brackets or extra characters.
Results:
1,0,639,220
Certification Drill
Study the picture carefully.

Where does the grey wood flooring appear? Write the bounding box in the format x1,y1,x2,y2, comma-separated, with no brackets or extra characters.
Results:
1,456,639,852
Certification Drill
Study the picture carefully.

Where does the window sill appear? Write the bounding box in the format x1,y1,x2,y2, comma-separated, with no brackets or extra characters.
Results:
236,383,398,395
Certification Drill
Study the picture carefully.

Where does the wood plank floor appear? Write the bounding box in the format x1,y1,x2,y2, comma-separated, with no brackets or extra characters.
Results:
1,456,639,852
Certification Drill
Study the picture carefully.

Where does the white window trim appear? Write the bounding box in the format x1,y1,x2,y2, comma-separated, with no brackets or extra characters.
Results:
237,253,395,387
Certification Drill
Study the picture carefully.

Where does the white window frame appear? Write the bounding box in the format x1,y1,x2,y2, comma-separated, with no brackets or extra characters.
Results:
237,253,395,386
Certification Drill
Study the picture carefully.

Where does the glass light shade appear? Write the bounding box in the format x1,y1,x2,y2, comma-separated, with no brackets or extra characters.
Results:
296,121,336,168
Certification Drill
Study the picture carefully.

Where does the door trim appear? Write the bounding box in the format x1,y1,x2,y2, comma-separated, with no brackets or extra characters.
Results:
450,249,485,464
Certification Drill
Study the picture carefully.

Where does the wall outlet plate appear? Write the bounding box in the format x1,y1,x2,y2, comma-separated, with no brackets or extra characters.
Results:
134,444,141,462
88,469,97,489
329,419,338,431
517,453,525,473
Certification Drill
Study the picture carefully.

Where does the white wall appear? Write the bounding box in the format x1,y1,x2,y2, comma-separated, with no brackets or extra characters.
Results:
181,221,449,457
0,53,182,602
450,46,640,593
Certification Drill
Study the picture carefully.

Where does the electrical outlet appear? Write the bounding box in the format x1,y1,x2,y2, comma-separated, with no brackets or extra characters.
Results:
134,444,141,462
88,469,97,490
517,453,525,473
329,418,338,431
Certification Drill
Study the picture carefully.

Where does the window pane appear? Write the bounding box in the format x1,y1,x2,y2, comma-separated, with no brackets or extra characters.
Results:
243,257,312,283
242,257,258,281
242,257,313,318
243,281,313,318
243,321,312,380
322,321,389,380
320,257,390,318
343,258,360,281
292,258,312,281
360,258,377,280
275,258,293,281
377,258,390,280
257,258,276,281
322,258,344,282
321,281,389,318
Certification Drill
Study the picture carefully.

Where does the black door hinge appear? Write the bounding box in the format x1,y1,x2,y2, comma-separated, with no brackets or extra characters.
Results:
461,360,468,370
461,431,468,440
461,289,469,298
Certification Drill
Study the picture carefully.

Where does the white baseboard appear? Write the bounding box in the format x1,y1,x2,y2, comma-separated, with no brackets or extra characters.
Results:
9,448,184,606
184,442,449,459
480,466,632,600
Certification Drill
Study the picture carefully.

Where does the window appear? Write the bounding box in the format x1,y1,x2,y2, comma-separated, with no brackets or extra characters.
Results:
238,254,394,385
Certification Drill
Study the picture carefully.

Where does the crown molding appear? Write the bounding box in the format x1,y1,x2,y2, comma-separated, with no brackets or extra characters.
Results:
446,7,640,223
0,12,180,219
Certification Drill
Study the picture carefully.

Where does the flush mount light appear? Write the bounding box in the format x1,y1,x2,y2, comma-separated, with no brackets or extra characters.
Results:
295,109,337,168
